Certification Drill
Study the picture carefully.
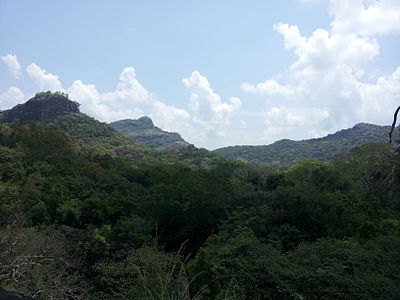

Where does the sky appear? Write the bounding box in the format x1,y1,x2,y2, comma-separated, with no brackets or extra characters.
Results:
1,0,400,150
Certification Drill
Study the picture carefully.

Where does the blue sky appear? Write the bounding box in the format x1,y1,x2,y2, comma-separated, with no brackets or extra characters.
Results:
1,0,400,149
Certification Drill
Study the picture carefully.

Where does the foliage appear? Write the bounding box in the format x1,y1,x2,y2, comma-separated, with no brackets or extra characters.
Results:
215,123,400,167
1,120,400,299
110,117,189,149
35,90,69,99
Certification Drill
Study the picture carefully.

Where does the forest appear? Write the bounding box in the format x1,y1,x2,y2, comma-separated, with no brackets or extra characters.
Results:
0,119,399,300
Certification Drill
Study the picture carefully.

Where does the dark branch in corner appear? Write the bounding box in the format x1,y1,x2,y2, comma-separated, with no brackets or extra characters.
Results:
389,106,400,143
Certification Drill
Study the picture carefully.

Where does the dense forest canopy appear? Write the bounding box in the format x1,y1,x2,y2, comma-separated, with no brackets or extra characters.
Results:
0,117,399,299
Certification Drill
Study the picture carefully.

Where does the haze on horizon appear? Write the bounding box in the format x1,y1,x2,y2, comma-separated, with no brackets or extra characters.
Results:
1,0,399,149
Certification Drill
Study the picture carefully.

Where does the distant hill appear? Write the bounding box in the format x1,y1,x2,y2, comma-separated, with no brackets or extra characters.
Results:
110,117,191,149
215,123,399,167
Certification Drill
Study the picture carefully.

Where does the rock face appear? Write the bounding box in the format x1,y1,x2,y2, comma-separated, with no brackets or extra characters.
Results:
0,92,80,124
110,117,191,149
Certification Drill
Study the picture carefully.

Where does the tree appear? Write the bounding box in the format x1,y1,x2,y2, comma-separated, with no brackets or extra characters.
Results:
0,220,87,299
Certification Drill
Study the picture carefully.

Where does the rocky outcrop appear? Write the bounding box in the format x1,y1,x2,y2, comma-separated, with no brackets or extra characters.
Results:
0,92,80,124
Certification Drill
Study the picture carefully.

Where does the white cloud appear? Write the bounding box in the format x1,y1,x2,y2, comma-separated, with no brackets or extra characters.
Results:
67,77,149,123
241,0,400,138
26,63,63,91
180,71,244,148
183,71,241,125
0,87,25,110
358,66,400,123
1,54,21,78
271,22,379,101
150,101,193,141
241,79,301,98
101,67,152,107
20,64,195,139
67,67,154,122
262,106,330,140
264,107,329,127
66,68,194,141
3,61,244,148
330,0,400,36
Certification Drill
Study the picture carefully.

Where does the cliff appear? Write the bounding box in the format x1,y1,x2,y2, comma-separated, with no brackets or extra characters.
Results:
0,92,80,123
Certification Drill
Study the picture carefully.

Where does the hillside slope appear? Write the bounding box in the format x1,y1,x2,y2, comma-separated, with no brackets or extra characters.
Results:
215,123,398,167
0,92,222,168
110,117,190,149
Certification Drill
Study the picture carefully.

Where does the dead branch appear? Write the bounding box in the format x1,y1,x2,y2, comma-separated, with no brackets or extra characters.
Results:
389,105,400,143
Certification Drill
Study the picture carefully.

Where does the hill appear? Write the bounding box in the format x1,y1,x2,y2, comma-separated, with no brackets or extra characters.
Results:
110,117,190,149
0,91,152,157
0,91,79,123
0,92,222,168
215,123,399,167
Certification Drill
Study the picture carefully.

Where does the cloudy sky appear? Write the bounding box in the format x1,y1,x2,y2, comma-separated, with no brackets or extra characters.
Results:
1,0,399,149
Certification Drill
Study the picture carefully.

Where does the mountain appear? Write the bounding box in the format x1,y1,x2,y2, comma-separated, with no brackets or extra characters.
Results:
109,117,190,149
0,91,79,123
215,123,399,167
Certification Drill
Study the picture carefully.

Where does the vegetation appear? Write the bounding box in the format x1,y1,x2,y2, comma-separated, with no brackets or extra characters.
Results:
35,91,70,99
1,119,400,299
215,123,399,167
47,113,223,169
0,92,79,124
110,117,190,149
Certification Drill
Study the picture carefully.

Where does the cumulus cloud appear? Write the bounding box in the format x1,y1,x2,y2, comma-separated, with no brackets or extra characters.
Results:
67,67,153,122
183,71,241,125
241,0,400,138
264,107,329,127
262,106,330,139
0,87,25,110
148,100,197,143
1,60,200,147
100,67,152,107
26,63,64,91
1,54,21,78
358,66,400,123
180,71,244,148
150,101,190,132
1,61,192,139
330,0,400,36
241,79,301,98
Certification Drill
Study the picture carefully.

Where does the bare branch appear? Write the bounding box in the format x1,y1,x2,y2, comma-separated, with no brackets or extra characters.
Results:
389,105,400,143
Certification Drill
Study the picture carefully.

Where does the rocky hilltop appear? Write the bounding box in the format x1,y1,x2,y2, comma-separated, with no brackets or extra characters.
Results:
110,117,191,149
0,91,80,123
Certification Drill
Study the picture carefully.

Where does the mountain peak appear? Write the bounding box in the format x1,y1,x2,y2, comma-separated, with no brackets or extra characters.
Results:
136,116,154,128
110,117,190,149
0,91,80,123
112,116,154,130
353,122,378,129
